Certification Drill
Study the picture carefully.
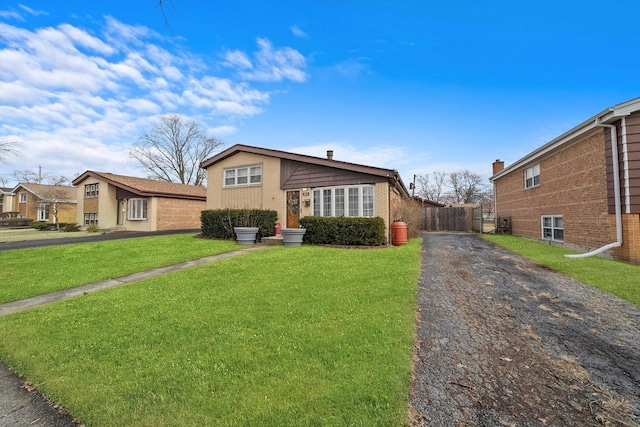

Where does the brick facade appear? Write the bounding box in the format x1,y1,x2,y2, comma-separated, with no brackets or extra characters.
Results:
492,98,640,264
156,198,206,231
495,132,612,251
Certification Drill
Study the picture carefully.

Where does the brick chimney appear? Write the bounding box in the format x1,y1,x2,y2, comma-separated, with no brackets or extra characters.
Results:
492,159,505,175
327,150,334,160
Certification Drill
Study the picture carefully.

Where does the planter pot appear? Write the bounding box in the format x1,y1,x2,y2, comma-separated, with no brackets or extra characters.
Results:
234,227,259,245
281,228,306,247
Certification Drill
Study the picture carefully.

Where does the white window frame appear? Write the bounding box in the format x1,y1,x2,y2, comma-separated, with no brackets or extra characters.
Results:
524,164,540,189
19,192,27,203
85,183,99,198
223,165,262,188
37,203,50,221
541,215,563,242
127,198,148,220
84,213,98,226
312,185,376,218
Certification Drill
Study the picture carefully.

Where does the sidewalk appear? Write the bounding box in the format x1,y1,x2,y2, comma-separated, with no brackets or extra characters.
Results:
0,244,269,426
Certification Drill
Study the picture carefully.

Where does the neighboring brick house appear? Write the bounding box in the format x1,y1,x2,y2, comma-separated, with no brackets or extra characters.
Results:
72,171,206,232
490,97,640,264
200,144,410,241
9,183,77,224
0,187,15,218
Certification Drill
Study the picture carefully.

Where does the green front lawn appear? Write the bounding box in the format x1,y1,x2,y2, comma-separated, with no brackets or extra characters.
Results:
0,234,239,304
0,240,421,426
482,234,640,306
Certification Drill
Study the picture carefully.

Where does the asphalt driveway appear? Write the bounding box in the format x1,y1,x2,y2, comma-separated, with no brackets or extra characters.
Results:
410,232,640,426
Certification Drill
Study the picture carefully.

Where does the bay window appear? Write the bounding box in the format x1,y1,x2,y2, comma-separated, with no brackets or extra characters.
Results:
313,185,376,217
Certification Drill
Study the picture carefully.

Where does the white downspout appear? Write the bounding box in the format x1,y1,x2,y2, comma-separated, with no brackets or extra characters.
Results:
566,120,622,258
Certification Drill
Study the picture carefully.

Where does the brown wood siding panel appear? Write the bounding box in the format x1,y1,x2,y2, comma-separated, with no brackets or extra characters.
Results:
624,112,640,213
116,187,139,200
83,197,98,213
280,159,386,189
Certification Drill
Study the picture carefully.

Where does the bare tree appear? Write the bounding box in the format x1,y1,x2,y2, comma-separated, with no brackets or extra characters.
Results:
12,168,70,185
416,171,447,203
156,0,179,30
0,139,20,164
448,170,489,204
37,186,74,230
12,169,40,183
131,114,223,186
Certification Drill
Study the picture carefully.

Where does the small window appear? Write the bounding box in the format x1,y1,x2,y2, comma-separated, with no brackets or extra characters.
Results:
541,215,563,242
524,164,540,189
128,198,148,220
223,165,262,188
84,213,99,226
85,183,99,198
19,192,27,203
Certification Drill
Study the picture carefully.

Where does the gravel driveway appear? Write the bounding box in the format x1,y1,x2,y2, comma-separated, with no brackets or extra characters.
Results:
410,232,640,427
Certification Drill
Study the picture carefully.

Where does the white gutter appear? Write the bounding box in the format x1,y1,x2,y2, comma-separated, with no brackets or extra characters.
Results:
566,120,622,258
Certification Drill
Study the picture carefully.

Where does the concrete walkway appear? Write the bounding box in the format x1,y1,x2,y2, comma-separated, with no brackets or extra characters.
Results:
0,244,269,426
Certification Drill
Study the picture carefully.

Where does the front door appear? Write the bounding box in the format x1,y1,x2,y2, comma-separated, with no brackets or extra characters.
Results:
286,190,300,228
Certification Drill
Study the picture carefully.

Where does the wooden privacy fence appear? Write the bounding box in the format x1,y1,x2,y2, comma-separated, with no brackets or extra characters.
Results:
421,206,483,232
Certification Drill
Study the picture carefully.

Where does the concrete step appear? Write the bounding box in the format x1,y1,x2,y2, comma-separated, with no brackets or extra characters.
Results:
261,236,283,245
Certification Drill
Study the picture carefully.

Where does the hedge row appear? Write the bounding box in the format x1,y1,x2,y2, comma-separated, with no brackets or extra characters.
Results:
201,209,278,240
0,218,33,228
299,216,386,246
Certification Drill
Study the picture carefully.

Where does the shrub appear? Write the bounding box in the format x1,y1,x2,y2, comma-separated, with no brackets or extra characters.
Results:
391,196,423,239
0,218,34,228
299,216,386,246
33,222,56,231
201,209,278,240
85,224,100,233
62,223,81,232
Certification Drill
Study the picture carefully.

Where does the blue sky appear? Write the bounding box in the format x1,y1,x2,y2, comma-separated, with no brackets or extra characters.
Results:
1,0,639,188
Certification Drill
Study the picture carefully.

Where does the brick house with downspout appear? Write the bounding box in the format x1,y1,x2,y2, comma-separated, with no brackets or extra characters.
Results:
490,97,640,264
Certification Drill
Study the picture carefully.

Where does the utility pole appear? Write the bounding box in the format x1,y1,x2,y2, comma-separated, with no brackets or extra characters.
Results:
411,174,416,197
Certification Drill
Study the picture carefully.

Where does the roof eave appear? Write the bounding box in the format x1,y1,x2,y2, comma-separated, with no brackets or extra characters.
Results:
201,144,398,178
490,97,640,182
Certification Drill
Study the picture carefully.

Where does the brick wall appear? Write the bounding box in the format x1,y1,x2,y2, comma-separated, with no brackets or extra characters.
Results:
156,198,206,231
494,131,613,250
612,213,640,263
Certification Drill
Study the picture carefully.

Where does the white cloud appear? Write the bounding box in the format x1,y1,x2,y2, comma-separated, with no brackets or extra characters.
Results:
224,50,253,69
18,4,48,16
224,38,308,82
0,10,24,21
291,25,308,38
334,57,371,79
0,16,307,185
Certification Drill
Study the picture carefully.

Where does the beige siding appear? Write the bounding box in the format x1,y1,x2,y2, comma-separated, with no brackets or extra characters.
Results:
76,179,119,228
206,153,286,224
